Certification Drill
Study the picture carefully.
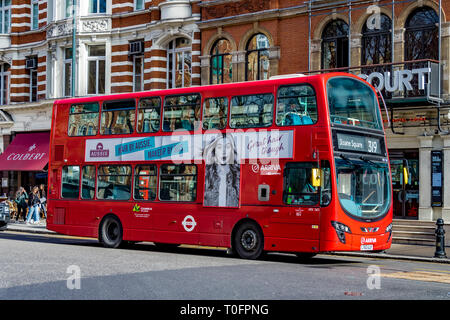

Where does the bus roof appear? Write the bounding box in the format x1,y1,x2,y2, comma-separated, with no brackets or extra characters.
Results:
53,72,361,105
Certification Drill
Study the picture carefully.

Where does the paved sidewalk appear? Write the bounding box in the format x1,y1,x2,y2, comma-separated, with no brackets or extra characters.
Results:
4,220,450,263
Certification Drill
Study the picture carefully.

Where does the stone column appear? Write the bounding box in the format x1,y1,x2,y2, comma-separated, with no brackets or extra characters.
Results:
199,55,210,86
233,50,246,82
393,28,404,63
418,135,433,221
268,46,280,78
442,135,450,221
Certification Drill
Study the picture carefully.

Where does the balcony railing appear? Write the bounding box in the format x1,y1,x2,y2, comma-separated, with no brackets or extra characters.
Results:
303,59,441,106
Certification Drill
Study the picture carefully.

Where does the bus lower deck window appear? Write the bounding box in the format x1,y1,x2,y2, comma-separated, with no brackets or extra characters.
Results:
283,163,319,206
97,165,132,200
159,164,197,201
81,165,96,200
62,166,80,199
134,165,157,201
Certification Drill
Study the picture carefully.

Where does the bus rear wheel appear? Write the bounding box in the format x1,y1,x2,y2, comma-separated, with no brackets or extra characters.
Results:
233,221,264,260
99,215,123,248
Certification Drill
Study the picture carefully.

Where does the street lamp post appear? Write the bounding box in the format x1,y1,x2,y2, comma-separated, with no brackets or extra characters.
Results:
71,0,76,97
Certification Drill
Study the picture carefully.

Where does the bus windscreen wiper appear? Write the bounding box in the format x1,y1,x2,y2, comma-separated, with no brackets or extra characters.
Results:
359,156,381,168
339,154,360,167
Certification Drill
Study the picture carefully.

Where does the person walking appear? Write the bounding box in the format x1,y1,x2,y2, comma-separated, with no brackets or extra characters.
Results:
26,186,41,225
14,187,28,222
39,184,47,219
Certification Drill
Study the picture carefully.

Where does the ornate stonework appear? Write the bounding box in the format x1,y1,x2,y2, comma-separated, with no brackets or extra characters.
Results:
203,0,270,20
81,19,109,33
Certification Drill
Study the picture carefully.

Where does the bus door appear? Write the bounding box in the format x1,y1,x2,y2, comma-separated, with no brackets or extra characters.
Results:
200,160,241,246
269,162,323,240
153,164,199,244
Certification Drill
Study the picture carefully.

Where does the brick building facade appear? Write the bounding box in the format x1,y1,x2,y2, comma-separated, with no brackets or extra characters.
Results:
0,0,201,194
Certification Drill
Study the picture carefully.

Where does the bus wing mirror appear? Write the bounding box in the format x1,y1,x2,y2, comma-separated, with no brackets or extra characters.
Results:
311,168,321,188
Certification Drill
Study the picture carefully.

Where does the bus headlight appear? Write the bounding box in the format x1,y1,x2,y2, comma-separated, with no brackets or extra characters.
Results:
386,223,393,242
385,223,392,233
331,221,351,244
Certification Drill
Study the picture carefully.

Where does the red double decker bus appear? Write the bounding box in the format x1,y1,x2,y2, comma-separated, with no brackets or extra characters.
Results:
47,73,393,259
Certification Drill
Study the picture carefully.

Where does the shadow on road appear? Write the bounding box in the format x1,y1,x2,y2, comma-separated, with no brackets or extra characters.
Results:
0,230,359,266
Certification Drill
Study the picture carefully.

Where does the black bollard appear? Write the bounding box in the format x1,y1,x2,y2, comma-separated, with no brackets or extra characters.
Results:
434,218,447,259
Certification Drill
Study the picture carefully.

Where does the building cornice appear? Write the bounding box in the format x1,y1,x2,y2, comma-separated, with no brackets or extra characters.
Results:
198,5,307,30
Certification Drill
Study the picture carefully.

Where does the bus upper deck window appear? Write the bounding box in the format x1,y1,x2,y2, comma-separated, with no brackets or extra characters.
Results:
138,97,161,133
327,77,382,130
68,103,99,136
230,93,273,128
203,97,228,130
163,94,201,132
276,85,317,126
101,99,136,135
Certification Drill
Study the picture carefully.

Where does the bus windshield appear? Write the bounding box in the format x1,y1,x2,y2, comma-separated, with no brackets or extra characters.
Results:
335,157,390,220
327,77,382,130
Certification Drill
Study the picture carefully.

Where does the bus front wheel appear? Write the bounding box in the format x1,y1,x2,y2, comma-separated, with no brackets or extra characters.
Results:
233,221,264,260
99,215,123,248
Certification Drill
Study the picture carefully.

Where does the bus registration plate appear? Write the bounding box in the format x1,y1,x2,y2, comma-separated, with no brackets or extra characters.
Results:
360,244,373,251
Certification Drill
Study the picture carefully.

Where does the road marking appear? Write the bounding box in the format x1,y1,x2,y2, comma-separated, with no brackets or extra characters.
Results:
415,268,450,274
381,271,450,284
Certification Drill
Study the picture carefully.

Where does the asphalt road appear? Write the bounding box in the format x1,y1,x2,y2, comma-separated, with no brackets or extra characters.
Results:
0,230,449,302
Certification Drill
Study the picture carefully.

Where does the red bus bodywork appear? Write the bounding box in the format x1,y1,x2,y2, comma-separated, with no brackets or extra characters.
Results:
46,73,393,256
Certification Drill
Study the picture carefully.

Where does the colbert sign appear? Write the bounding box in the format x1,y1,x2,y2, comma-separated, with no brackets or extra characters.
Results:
7,143,47,161
0,132,50,171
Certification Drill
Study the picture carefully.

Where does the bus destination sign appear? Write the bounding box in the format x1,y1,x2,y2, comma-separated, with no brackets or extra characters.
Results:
336,133,382,155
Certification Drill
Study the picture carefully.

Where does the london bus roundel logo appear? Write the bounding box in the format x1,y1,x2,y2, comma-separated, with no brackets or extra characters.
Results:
182,215,197,232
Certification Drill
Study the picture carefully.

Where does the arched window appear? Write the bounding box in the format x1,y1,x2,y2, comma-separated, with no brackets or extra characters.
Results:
246,33,270,81
321,19,349,69
405,7,439,61
362,14,392,65
167,38,192,89
210,39,232,84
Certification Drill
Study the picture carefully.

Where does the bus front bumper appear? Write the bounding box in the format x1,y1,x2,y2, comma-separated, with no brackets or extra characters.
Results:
321,231,392,252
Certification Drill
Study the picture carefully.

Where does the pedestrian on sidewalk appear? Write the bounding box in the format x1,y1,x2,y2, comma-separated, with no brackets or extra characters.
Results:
14,187,28,222
39,184,47,219
26,186,41,225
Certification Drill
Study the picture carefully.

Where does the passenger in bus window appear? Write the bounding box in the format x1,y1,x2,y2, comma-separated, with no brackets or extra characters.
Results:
181,108,193,131
163,107,177,131
203,133,240,207
283,99,302,126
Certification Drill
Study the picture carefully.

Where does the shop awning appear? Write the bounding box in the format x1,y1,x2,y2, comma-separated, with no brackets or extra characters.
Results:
0,132,50,171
